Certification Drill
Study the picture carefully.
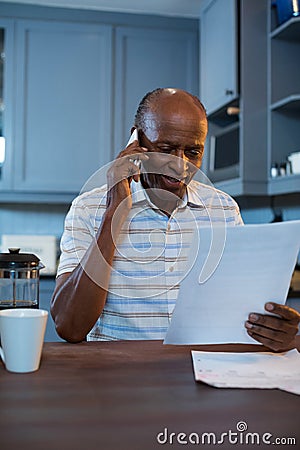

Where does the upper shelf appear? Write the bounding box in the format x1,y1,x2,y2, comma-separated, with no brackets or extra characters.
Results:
271,94,300,113
268,174,300,196
271,16,300,40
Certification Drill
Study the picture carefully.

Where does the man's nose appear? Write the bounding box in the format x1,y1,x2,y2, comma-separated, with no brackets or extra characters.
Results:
169,150,189,175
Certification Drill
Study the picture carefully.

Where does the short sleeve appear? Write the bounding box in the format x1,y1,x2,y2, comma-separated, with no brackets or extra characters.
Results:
56,187,107,277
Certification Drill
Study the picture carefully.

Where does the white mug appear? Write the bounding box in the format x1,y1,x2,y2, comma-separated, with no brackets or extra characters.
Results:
0,308,48,373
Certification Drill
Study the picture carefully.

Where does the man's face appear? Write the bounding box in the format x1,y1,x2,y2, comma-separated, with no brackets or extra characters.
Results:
138,92,208,207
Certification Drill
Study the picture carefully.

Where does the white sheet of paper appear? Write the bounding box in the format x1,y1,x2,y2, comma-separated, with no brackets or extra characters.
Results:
164,221,300,345
191,349,300,395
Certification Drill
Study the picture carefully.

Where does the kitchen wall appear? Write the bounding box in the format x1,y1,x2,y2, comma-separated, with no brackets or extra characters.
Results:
0,203,69,239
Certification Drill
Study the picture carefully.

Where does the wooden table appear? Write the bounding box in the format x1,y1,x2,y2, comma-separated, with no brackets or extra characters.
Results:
1,340,299,450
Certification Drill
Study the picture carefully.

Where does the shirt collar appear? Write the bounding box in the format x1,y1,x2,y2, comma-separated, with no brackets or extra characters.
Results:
130,179,204,210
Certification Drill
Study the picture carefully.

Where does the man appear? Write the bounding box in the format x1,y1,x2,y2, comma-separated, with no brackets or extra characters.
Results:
51,88,300,350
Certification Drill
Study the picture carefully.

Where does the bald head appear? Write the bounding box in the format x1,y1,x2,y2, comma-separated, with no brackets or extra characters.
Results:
134,88,207,133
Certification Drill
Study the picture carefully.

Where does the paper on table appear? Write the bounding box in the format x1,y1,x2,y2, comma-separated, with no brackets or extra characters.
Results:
164,221,300,345
191,349,300,395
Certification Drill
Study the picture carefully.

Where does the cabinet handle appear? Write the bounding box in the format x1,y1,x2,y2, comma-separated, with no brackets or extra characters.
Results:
225,89,234,95
227,106,240,116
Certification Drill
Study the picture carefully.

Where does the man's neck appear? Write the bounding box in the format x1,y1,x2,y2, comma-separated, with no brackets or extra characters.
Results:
140,178,186,217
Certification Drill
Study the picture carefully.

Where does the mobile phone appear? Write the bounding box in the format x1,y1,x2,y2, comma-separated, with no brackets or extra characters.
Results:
126,129,138,147
126,129,141,169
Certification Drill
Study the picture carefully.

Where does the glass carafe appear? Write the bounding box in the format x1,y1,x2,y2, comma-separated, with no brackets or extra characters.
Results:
0,248,44,310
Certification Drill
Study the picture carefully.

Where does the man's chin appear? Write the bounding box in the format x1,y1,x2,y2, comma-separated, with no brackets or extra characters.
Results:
141,174,187,199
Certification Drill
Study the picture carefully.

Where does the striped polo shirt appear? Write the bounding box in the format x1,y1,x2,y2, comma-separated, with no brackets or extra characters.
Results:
57,180,243,341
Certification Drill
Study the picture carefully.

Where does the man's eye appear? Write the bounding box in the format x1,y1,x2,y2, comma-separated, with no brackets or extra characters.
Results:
185,149,201,157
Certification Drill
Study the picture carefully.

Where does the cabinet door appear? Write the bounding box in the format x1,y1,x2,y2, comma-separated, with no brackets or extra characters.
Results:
114,26,198,153
14,20,112,193
0,19,14,191
200,0,238,115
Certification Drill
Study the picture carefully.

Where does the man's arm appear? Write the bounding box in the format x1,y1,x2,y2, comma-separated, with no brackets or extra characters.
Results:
51,137,148,342
51,207,124,342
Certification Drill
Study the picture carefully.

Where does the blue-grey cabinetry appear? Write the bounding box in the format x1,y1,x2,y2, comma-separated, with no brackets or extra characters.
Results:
0,14,198,201
200,0,269,197
13,20,112,195
201,0,300,198
114,26,198,153
0,19,14,192
200,0,238,115
267,7,300,195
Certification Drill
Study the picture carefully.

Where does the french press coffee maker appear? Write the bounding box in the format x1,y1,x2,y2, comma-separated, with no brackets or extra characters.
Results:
0,248,45,310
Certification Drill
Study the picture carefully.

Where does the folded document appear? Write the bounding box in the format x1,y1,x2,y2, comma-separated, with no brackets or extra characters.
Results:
191,349,300,395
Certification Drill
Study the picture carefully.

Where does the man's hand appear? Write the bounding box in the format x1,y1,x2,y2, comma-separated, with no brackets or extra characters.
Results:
106,138,148,215
245,302,300,352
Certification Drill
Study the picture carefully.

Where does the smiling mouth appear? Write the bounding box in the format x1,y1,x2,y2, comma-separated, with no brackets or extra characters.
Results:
162,175,186,185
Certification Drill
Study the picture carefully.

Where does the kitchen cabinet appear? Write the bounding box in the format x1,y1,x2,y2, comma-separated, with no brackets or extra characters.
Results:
0,8,198,203
0,19,14,192
201,0,300,198
114,26,198,153
201,0,270,197
267,7,300,195
13,20,112,195
199,0,238,115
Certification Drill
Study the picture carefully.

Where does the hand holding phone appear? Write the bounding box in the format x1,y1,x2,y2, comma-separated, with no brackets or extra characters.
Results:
106,128,148,214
